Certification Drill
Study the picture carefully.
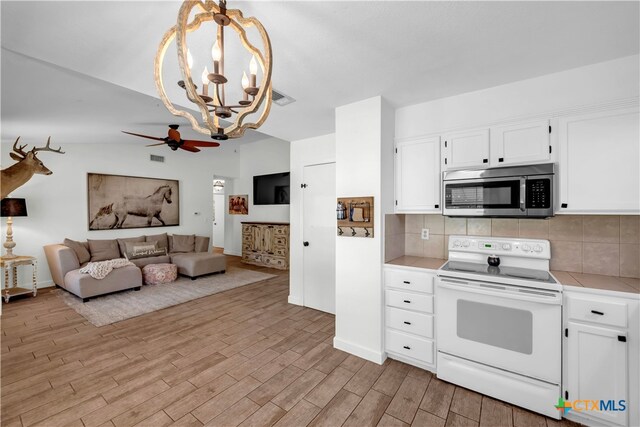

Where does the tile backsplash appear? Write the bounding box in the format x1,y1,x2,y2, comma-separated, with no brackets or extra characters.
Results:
384,214,640,278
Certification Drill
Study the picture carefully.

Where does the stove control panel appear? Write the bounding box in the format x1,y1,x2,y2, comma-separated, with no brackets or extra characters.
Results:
448,236,551,259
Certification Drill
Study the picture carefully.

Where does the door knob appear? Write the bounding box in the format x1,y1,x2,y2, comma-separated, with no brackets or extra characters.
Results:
303,241,309,247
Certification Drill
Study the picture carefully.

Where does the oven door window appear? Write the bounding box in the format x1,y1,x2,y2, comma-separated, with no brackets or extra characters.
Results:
445,180,520,209
457,299,533,354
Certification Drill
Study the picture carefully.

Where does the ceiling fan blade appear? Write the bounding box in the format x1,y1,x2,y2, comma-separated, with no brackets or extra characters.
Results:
146,142,167,147
179,145,201,153
182,139,221,147
122,131,165,141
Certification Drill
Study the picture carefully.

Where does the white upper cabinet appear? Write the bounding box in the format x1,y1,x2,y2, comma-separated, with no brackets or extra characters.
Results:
558,106,639,214
442,129,489,170
490,120,551,167
395,136,441,213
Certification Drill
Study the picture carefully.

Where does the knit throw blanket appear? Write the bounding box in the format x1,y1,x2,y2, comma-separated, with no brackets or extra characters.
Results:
79,258,134,280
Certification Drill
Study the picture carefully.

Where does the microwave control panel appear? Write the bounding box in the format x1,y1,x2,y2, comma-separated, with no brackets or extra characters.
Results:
526,178,551,209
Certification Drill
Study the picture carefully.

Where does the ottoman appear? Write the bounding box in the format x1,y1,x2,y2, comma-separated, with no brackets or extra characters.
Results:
142,263,178,285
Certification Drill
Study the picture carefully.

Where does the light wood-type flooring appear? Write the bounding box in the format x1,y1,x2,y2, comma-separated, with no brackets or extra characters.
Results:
1,256,580,427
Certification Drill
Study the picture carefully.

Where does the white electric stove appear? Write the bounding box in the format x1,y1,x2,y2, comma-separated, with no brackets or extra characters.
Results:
436,235,562,419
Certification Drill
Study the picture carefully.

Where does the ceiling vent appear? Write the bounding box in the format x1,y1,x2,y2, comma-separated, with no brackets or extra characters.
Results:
272,88,296,106
150,154,165,163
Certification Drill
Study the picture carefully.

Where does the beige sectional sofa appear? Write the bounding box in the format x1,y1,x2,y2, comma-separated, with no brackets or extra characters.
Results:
44,233,226,302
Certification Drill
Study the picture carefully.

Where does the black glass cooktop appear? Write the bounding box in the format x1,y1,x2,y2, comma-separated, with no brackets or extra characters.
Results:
440,261,557,284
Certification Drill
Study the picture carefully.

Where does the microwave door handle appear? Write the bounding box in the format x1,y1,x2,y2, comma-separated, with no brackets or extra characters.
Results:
520,177,526,212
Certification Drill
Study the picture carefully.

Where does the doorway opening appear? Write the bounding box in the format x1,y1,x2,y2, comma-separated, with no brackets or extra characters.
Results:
212,177,227,253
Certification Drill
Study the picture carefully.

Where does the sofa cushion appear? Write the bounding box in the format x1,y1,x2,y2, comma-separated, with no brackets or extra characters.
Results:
128,255,172,269
64,265,142,299
63,238,91,264
117,236,145,257
123,242,166,260
195,236,210,253
171,234,195,253
88,239,120,262
146,233,169,251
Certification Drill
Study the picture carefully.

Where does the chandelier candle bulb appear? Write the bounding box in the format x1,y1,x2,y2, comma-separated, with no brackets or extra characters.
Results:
201,67,209,96
249,56,258,87
212,40,222,74
241,71,249,102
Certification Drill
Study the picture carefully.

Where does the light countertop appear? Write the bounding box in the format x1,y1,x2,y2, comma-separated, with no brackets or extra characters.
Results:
385,256,639,295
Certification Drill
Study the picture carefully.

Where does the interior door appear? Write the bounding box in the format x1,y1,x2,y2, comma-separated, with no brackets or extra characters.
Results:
303,162,336,314
212,193,225,248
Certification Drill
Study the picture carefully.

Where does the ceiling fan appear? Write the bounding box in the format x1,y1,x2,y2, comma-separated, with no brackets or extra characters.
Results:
122,125,221,152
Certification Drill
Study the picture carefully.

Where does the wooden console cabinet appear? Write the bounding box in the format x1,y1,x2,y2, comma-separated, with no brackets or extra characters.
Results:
241,222,290,270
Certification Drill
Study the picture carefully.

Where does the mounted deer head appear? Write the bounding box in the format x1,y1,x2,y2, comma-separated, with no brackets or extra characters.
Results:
1,137,65,200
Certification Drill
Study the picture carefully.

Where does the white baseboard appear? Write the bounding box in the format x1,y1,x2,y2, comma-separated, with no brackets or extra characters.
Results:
333,337,385,365
223,249,241,256
37,280,54,289
288,295,303,306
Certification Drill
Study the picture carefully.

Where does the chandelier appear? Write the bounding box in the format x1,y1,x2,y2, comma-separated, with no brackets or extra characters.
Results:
155,0,272,140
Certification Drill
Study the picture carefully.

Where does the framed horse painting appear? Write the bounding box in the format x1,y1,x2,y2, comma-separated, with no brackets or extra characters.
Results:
87,173,179,230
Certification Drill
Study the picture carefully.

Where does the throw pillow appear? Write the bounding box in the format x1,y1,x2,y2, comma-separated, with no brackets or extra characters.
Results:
87,239,120,262
124,242,167,260
171,234,196,253
116,236,145,258
63,238,91,264
145,233,168,251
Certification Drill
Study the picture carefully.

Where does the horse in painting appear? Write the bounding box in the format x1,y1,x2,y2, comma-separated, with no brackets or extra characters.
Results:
89,185,173,229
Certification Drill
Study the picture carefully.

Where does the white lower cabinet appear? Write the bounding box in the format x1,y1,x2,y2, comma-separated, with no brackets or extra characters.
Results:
384,265,436,371
563,290,639,427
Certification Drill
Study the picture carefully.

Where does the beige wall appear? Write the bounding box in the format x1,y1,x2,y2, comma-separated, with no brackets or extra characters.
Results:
385,214,640,278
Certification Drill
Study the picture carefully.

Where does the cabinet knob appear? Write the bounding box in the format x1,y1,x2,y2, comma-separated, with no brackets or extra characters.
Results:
498,158,504,163
403,281,411,284
403,345,411,350
591,310,604,315
561,203,568,208
403,300,411,304
483,159,488,163
434,204,439,209
403,321,412,325
618,336,627,342
303,241,309,247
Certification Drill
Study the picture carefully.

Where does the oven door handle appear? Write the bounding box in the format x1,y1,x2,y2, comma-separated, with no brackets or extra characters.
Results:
437,279,561,305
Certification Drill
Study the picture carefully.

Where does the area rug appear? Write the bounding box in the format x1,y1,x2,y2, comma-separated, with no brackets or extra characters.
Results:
54,267,276,327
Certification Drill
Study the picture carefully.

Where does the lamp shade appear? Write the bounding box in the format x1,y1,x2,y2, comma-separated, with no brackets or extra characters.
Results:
1,198,28,217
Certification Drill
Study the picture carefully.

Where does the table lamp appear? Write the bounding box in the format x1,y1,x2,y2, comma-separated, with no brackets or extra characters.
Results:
1,198,28,259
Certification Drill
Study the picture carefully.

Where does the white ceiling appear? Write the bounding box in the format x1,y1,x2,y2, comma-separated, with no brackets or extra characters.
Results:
1,1,638,143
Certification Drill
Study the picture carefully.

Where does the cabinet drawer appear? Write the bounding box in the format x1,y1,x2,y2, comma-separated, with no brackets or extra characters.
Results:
273,247,287,257
274,226,289,236
385,307,433,339
386,329,434,365
262,255,288,269
386,289,433,313
274,236,288,247
385,269,434,294
566,294,628,328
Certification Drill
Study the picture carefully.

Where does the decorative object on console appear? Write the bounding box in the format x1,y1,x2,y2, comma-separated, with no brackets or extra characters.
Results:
337,196,374,238
1,137,65,200
122,125,220,153
1,198,28,259
241,222,289,270
155,0,272,140
228,194,248,215
88,173,179,230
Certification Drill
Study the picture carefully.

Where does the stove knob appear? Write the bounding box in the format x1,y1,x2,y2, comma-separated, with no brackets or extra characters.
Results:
534,245,543,253
522,244,531,252
453,240,461,247
502,243,511,251
462,241,470,248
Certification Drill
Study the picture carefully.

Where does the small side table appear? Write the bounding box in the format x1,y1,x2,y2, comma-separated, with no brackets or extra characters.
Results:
0,255,37,303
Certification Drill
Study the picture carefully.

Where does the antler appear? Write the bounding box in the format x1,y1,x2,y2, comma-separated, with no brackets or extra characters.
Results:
31,137,65,154
12,137,29,159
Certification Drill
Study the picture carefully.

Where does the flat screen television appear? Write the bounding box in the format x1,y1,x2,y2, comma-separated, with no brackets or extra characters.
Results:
253,172,290,205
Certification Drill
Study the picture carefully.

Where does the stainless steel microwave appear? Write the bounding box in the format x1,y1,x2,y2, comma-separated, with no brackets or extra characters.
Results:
443,163,555,218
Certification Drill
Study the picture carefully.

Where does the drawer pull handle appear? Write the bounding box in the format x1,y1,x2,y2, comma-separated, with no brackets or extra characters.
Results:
403,281,411,284
403,321,412,325
403,300,411,304
591,310,604,315
403,345,411,350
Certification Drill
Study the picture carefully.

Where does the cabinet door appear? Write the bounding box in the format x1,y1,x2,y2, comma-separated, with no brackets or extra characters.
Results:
395,136,441,212
566,322,628,426
442,128,489,170
559,107,639,213
490,120,550,167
